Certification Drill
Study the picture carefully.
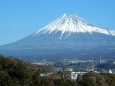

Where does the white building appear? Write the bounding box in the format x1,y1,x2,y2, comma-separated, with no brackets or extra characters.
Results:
66,68,73,72
71,72,86,80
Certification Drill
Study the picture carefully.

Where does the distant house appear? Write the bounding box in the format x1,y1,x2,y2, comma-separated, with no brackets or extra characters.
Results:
71,72,86,80
66,68,73,72
40,73,53,77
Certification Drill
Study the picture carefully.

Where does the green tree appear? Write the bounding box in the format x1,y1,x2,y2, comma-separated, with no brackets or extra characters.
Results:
0,71,13,86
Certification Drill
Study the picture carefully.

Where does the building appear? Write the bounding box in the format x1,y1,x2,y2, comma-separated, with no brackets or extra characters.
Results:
71,72,86,80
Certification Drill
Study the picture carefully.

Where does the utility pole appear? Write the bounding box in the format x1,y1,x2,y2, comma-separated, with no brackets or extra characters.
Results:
100,56,102,64
92,60,94,71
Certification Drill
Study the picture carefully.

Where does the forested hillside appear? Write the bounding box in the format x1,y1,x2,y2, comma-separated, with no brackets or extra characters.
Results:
0,55,115,86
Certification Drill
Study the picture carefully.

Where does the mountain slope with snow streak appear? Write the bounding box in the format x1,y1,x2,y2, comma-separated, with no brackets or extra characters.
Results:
35,14,115,38
1,14,115,58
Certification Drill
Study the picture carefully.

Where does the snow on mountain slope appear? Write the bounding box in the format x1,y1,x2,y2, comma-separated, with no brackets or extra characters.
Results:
1,14,115,57
35,14,115,38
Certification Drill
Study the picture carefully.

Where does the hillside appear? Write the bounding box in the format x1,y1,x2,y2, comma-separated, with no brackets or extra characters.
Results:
0,55,115,86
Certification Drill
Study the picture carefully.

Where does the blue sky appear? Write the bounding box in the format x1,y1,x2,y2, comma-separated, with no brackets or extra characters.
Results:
0,0,115,46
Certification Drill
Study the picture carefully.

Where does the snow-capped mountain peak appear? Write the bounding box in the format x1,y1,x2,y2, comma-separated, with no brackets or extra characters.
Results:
35,14,115,37
1,14,115,57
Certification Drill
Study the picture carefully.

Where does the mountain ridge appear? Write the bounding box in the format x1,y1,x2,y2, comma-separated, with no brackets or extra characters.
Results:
34,14,115,39
0,14,115,58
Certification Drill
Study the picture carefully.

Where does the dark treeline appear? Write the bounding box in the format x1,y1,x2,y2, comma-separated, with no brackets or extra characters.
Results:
0,55,115,86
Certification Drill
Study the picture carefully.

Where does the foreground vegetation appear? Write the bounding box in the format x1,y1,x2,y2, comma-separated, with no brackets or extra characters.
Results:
0,55,115,86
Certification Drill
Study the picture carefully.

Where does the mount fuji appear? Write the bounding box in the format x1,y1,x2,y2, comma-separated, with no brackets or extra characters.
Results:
1,14,115,59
